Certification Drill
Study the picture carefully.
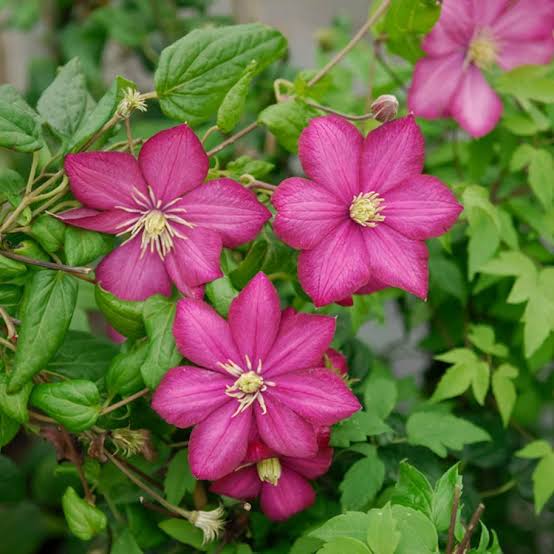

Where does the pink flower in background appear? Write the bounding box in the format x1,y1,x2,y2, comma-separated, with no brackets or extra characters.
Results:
59,125,270,301
211,436,333,521
272,115,462,307
324,348,348,376
408,0,554,137
152,272,360,480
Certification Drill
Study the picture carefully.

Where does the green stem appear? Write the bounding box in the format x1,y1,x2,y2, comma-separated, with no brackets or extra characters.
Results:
100,388,150,416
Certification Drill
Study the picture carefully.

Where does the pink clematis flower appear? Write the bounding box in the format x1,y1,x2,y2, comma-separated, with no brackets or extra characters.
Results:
408,0,554,137
211,436,333,521
59,125,271,301
272,115,462,307
152,272,360,480
324,348,348,376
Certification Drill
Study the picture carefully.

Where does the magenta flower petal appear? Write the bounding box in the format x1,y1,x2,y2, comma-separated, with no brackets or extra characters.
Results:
360,116,425,195
282,446,333,479
255,396,317,458
270,368,361,426
355,276,389,295
272,177,347,250
260,467,315,521
298,115,363,202
364,226,429,299
382,175,463,240
173,298,241,373
408,54,464,119
138,124,209,203
263,309,335,378
469,0,507,25
297,221,371,307
177,179,271,248
56,207,134,234
163,225,223,289
189,401,252,480
151,366,231,428
498,38,554,70
96,236,172,301
450,65,503,138
65,152,147,210
228,273,281,365
325,348,348,375
210,466,261,499
492,0,554,41
422,0,473,56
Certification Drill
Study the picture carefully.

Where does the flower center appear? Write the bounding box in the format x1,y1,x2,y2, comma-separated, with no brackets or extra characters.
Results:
349,192,385,227
115,186,194,260
219,355,276,417
256,457,282,486
467,29,498,69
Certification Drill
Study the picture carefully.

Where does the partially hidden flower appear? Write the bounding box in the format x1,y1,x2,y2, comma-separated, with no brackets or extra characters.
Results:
211,435,333,521
408,0,554,137
59,124,271,301
323,348,348,376
272,115,463,307
152,272,360,480
370,94,399,123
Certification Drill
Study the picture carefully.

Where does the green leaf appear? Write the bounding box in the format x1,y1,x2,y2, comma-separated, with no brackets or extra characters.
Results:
0,254,27,280
339,447,385,510
30,379,101,432
258,99,318,152
467,213,499,279
140,295,182,389
0,454,25,502
491,364,518,427
164,449,196,506
318,537,371,554
0,373,32,423
0,412,20,448
225,156,274,180
363,377,397,421
155,23,287,125
217,60,258,133
516,440,551,459
37,58,90,141
106,341,149,397
30,215,66,254
429,256,467,304
531,452,554,513
330,411,392,447
392,505,438,554
64,227,114,266
0,85,43,152
111,528,143,554
406,411,491,457
95,285,145,339
158,519,206,550
9,271,78,392
431,464,462,533
496,65,554,103
62,486,107,541
205,276,238,317
467,325,508,357
391,461,433,517
366,503,400,554
510,144,553,209
310,512,371,543
0,168,25,207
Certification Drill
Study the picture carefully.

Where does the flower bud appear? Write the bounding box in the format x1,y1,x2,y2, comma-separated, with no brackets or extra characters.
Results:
370,94,399,123
189,506,226,543
117,87,148,118
110,428,155,460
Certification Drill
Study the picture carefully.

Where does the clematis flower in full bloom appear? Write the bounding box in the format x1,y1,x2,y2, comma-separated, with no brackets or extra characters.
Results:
59,124,270,301
408,0,554,137
272,115,463,307
211,435,333,521
152,272,360,480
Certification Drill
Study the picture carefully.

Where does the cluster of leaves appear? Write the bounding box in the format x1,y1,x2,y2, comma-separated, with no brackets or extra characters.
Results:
0,0,553,553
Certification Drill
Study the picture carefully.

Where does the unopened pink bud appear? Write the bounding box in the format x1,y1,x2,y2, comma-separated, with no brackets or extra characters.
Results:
371,94,399,123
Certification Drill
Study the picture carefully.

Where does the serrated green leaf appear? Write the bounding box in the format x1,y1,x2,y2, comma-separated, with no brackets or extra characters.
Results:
391,461,433,516
496,65,554,103
310,512,371,543
366,503,400,554
492,364,518,427
339,447,385,510
9,271,78,392
516,440,551,459
392,505,438,554
62,486,107,541
140,295,182,389
532,452,554,513
406,411,491,457
432,464,462,533
155,23,287,124
164,449,196,506
467,325,508,357
30,379,100,432
364,377,397,420
95,285,145,339
330,411,392,447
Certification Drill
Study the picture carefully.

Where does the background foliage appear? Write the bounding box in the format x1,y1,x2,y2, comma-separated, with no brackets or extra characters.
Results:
0,1,553,553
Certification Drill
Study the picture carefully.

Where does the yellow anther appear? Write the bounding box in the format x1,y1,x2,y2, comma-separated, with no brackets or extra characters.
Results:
256,457,282,486
349,191,385,227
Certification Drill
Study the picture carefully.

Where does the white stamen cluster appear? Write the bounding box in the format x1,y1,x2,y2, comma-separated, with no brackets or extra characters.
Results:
117,87,148,118
467,29,499,69
256,457,282,486
189,507,226,543
219,355,275,416
116,186,194,259
349,191,386,227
